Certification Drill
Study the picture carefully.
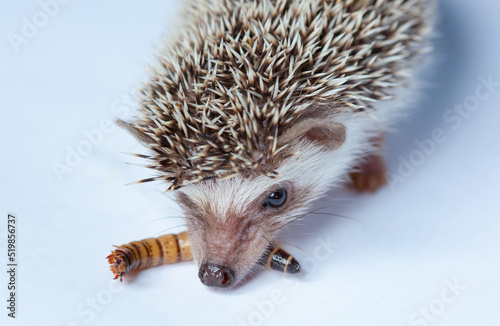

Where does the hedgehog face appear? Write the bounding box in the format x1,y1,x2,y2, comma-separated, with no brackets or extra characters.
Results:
175,128,348,288
175,176,292,288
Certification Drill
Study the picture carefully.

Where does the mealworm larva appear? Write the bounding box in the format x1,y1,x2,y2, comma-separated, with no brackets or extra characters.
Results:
107,232,301,280
264,246,301,274
107,231,193,281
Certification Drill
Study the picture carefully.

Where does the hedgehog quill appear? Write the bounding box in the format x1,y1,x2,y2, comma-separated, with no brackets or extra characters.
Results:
116,0,436,288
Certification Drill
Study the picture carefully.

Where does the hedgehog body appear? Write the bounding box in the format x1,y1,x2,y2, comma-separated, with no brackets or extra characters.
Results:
120,0,435,288
122,0,434,190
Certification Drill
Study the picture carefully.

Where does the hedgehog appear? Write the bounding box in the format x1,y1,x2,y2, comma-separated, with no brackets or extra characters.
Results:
117,0,436,288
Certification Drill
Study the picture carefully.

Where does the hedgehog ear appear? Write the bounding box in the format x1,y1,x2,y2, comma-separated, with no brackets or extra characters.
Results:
116,119,155,145
278,118,346,151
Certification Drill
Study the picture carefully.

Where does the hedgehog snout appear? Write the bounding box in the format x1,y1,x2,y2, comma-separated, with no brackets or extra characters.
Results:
198,262,235,288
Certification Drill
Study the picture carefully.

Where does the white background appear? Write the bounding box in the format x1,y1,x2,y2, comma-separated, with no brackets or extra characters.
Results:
0,1,499,325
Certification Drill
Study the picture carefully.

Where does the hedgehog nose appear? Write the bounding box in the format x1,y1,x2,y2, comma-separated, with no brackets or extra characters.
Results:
198,263,235,288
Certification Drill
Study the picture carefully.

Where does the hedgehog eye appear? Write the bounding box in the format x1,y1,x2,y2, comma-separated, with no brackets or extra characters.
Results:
264,189,287,208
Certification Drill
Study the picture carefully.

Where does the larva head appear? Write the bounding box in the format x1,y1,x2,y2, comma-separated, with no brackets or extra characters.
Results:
175,119,346,288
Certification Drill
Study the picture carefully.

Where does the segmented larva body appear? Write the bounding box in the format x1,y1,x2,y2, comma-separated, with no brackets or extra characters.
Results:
265,246,301,274
107,231,193,281
107,232,300,280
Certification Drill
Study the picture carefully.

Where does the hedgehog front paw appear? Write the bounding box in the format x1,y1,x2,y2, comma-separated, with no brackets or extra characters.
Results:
349,154,387,193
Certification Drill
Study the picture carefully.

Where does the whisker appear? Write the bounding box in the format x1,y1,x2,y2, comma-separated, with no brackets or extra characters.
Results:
144,216,185,224
306,212,364,225
272,241,305,253
257,235,273,265
279,232,316,237
155,224,188,236
271,213,312,232
259,233,273,246
270,205,362,232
